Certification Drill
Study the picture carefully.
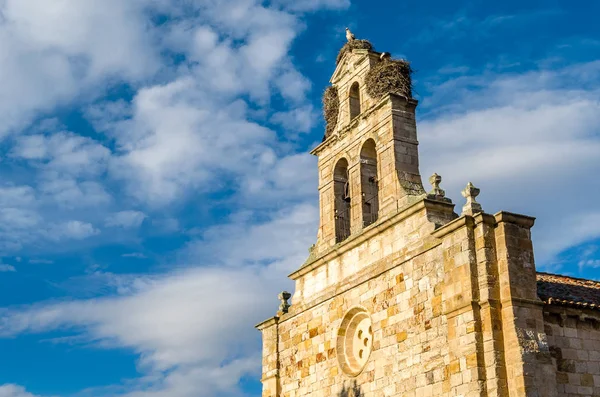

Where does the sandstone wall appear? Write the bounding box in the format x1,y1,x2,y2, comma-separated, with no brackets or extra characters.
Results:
545,308,600,396
260,207,565,397
275,203,487,397
280,237,453,397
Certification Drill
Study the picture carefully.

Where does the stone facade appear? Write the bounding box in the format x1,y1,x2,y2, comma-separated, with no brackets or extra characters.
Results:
257,36,600,397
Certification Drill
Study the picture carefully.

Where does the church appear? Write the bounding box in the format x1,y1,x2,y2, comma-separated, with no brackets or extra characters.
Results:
256,31,600,397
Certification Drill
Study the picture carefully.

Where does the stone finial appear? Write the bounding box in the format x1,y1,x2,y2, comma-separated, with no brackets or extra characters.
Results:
461,182,482,216
278,291,291,314
427,173,451,203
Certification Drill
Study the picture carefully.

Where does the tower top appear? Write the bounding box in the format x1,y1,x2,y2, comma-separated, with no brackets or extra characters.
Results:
322,35,413,143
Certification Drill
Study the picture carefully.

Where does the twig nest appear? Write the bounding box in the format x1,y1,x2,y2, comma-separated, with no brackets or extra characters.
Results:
322,86,339,139
365,59,413,100
336,39,373,65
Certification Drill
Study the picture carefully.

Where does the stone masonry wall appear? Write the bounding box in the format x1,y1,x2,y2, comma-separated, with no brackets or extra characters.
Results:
291,200,454,308
260,206,564,397
275,202,491,397
544,308,600,396
279,234,452,397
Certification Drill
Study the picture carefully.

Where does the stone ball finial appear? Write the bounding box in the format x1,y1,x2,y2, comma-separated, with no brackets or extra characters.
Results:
461,182,483,216
427,173,451,203
278,291,291,314
345,27,356,42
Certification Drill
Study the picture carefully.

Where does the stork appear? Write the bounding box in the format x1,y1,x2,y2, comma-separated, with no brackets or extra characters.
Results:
345,27,355,42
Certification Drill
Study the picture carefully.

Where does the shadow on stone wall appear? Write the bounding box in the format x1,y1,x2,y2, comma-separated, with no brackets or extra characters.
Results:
338,380,363,397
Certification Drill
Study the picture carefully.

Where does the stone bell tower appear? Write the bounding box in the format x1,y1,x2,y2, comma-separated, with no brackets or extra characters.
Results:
312,36,425,255
257,30,562,397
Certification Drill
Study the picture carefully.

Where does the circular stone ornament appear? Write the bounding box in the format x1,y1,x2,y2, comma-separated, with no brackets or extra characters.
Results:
336,307,373,376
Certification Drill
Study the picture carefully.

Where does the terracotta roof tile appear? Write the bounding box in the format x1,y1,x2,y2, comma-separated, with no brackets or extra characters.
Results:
537,272,600,310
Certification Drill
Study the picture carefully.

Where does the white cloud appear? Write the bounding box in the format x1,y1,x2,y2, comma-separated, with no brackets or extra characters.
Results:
107,77,277,205
0,208,41,230
0,183,106,251
270,105,318,133
0,0,160,137
74,0,325,207
46,221,100,241
0,384,41,397
0,186,36,208
187,204,317,267
274,0,350,12
38,179,112,210
0,189,42,251
106,211,147,229
577,245,600,272
0,4,334,394
419,61,600,267
0,0,331,211
9,132,112,215
239,153,318,207
0,4,333,395
579,259,600,270
11,132,110,177
274,68,313,103
0,265,16,272
0,204,315,397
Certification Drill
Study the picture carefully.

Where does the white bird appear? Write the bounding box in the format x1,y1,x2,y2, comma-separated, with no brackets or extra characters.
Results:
345,27,355,42
380,52,390,60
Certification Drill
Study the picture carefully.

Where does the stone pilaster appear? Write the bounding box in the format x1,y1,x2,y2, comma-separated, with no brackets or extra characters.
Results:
256,317,280,397
473,213,508,396
494,212,558,397
433,216,487,397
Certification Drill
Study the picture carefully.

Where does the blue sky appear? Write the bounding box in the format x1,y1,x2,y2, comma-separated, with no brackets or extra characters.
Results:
0,0,599,396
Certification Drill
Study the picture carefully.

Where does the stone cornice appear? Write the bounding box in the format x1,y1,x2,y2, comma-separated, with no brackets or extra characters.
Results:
473,212,496,226
494,211,536,228
431,214,475,238
289,197,453,280
255,316,279,330
431,210,533,239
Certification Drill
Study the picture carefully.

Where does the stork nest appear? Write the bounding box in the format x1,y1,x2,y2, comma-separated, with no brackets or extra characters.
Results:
336,39,373,65
322,86,339,139
365,58,413,100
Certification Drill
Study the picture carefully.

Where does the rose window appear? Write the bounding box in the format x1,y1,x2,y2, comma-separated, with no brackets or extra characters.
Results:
336,307,373,376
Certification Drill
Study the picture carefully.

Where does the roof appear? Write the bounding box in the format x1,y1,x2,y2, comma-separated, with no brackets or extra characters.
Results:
537,272,600,310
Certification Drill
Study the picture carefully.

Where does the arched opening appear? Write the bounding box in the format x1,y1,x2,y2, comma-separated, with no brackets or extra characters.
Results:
334,158,351,243
360,139,379,227
349,82,361,120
